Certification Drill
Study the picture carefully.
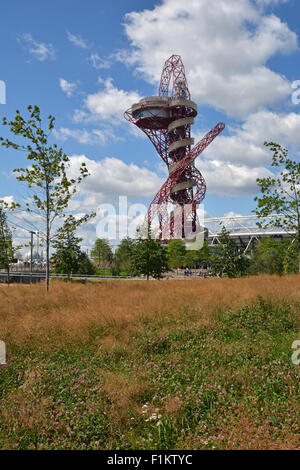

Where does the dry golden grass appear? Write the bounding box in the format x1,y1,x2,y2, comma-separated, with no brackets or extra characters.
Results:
1,274,300,347
0,275,299,450
212,404,300,450
102,371,151,432
1,368,51,434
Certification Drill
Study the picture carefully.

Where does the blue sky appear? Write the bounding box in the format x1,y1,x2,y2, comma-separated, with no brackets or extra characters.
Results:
0,0,300,249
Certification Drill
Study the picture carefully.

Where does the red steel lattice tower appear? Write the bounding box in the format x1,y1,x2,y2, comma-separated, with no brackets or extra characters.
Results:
125,55,225,240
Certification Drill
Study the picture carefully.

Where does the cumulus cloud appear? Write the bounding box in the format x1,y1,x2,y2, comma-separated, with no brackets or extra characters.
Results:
192,109,300,168
59,78,77,97
67,152,271,203
76,77,142,124
68,155,163,200
56,155,164,246
121,0,297,118
202,132,270,168
232,110,300,148
197,159,272,197
17,33,56,61
53,127,121,145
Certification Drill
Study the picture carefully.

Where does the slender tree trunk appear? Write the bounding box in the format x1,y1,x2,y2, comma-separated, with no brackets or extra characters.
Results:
298,231,300,274
30,231,33,285
7,263,10,287
46,225,50,292
46,183,50,292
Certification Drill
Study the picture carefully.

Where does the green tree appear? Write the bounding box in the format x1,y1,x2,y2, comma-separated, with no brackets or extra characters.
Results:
254,142,300,273
52,215,94,279
114,237,135,276
90,238,113,268
131,224,168,280
0,105,90,291
166,239,186,270
210,227,249,278
248,238,286,275
76,252,96,276
283,240,298,274
0,205,16,285
184,250,199,269
198,241,212,268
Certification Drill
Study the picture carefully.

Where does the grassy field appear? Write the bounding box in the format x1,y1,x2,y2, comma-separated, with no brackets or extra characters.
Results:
0,275,299,450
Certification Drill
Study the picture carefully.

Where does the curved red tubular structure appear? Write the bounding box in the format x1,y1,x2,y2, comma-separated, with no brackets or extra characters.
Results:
159,54,190,100
124,55,225,240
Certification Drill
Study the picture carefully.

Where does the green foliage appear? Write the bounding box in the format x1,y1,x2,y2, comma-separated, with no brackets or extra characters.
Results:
0,105,91,290
198,241,212,267
210,227,249,278
283,241,298,274
166,239,186,269
0,205,16,278
90,238,113,268
249,238,286,275
95,267,112,276
247,238,298,275
113,237,135,276
131,224,168,280
52,215,95,277
183,249,199,268
76,252,96,276
254,142,300,273
183,241,212,269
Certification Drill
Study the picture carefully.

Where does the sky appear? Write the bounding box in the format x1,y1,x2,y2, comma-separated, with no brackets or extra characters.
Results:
0,0,300,252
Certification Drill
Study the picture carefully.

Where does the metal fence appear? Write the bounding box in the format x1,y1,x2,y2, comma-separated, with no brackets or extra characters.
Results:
0,272,143,283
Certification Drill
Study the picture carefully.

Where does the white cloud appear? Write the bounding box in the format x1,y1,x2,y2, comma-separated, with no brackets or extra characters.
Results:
59,78,77,97
192,109,300,168
67,31,89,49
232,110,300,148
78,78,142,124
18,33,55,61
197,159,272,197
53,127,120,145
121,0,297,118
202,131,270,168
67,151,270,204
68,155,163,200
